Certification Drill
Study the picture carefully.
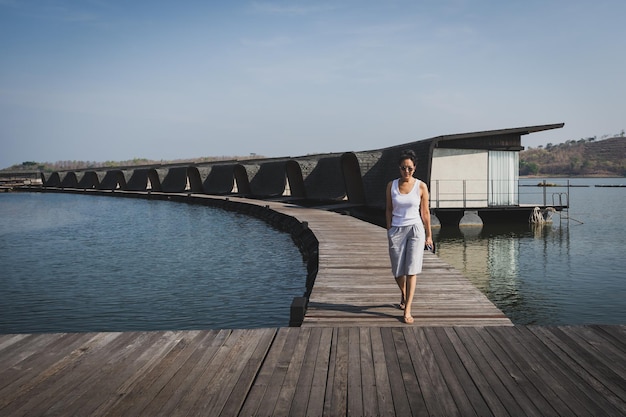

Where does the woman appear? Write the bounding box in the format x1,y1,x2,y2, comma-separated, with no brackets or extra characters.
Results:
385,149,433,324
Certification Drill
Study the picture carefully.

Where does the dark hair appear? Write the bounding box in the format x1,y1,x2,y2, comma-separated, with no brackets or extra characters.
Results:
398,149,417,166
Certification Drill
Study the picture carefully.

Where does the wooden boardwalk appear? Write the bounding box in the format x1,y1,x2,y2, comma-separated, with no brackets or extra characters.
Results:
247,198,512,327
3,190,624,416
1,325,624,416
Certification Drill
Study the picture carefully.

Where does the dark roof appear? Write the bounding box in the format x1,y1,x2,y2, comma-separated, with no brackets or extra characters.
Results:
428,123,564,153
428,123,564,142
368,123,564,194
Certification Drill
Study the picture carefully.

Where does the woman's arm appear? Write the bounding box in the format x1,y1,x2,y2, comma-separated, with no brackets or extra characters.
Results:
420,181,433,246
385,181,393,230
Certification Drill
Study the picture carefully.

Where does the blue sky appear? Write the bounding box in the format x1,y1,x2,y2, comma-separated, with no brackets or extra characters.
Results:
1,0,624,168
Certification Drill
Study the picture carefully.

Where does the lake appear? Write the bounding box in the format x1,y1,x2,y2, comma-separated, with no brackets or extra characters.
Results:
0,192,307,333
434,177,626,325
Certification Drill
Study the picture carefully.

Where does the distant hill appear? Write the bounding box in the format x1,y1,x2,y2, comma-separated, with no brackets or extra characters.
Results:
1,155,264,172
520,136,626,177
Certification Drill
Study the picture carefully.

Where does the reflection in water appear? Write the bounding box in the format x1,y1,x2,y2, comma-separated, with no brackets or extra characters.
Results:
435,179,626,325
435,223,572,324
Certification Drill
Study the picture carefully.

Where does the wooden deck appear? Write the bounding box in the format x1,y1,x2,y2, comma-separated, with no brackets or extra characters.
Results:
3,190,624,416
1,325,624,416
248,198,512,327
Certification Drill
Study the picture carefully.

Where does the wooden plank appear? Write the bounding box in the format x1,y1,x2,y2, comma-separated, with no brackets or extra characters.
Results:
433,327,494,416
195,329,274,417
169,329,247,416
327,327,349,417
443,327,509,417
6,332,128,415
513,326,619,417
255,327,302,415
422,327,479,417
369,327,395,416
471,327,549,416
219,328,277,416
72,331,183,417
453,326,527,417
560,326,626,378
0,333,88,393
403,328,452,417
0,334,30,354
380,327,412,416
237,328,291,416
287,327,322,417
391,327,428,417
272,328,312,416
539,327,626,402
141,329,231,416
0,333,61,372
347,327,363,417
0,332,128,416
102,330,207,417
303,327,333,417
321,327,339,417
485,327,575,416
592,324,626,351
529,326,626,416
358,328,378,415
548,326,626,398
174,329,253,416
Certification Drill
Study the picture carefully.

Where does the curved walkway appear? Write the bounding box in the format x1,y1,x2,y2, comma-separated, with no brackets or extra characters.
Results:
233,196,511,327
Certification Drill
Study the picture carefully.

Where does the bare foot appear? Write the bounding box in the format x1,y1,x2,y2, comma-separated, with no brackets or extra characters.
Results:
403,315,414,324
399,299,406,310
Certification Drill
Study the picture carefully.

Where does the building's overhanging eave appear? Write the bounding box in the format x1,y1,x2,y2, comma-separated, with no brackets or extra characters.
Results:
428,123,564,144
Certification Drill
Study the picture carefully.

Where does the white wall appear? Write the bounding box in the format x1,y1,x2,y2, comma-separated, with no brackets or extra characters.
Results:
430,149,488,208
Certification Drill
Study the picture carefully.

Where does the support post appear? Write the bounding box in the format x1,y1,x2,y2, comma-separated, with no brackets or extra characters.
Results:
289,297,308,327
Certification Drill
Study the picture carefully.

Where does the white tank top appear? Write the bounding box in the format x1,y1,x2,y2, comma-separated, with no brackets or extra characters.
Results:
391,178,423,227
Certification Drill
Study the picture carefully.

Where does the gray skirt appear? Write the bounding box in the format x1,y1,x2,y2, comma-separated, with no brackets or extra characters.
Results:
387,223,425,277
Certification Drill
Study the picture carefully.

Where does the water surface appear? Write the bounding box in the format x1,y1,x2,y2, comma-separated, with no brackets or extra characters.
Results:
434,177,626,325
0,193,306,333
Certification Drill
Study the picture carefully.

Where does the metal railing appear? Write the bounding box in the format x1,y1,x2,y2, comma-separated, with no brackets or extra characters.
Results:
431,179,571,209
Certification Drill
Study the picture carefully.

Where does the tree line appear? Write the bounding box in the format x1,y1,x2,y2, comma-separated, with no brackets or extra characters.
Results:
2,155,263,172
520,136,625,177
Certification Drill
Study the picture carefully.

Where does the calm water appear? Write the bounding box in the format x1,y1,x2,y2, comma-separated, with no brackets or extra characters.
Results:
0,193,306,333
434,177,626,325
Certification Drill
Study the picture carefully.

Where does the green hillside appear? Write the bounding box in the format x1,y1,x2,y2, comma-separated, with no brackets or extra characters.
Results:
520,136,626,177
